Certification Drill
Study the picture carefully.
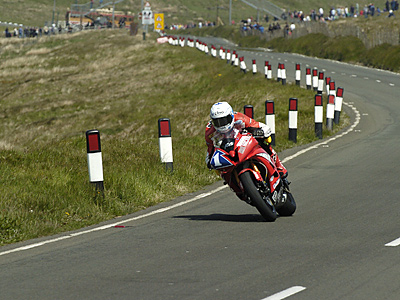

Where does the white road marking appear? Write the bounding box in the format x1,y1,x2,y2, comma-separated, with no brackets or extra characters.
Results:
385,237,400,247
262,286,306,300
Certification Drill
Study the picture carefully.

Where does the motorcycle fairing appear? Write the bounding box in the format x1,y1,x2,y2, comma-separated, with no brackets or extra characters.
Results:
211,149,234,169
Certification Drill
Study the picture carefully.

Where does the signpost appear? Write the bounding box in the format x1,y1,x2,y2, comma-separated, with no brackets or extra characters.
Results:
142,1,153,25
154,13,164,31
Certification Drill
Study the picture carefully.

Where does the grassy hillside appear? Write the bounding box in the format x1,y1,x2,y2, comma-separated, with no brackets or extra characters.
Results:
0,29,347,245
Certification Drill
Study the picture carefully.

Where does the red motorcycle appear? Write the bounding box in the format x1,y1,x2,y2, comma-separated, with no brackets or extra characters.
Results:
210,128,296,221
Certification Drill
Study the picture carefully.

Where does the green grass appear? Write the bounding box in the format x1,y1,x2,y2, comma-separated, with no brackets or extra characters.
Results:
0,29,347,245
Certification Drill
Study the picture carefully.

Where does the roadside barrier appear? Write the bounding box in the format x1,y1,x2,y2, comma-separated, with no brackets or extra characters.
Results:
334,87,344,124
265,61,269,78
295,63,301,86
265,100,276,146
86,129,104,193
314,94,323,139
158,118,173,172
289,98,298,143
252,59,257,75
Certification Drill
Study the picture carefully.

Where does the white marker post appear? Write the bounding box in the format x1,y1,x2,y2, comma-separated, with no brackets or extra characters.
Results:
281,63,287,85
295,63,301,86
326,95,335,131
158,118,173,172
277,63,282,82
265,100,276,146
325,76,331,95
314,94,323,139
334,87,344,124
231,51,236,65
86,129,104,193
244,105,254,118
240,57,247,73
267,64,272,79
264,61,269,78
306,68,311,90
312,68,318,91
252,59,257,75
329,81,336,97
289,98,298,143
317,72,324,94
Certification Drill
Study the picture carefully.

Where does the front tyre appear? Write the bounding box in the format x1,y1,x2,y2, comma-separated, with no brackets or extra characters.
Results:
239,171,277,222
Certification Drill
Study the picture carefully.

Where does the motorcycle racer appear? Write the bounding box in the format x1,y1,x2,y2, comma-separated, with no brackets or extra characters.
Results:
205,101,288,204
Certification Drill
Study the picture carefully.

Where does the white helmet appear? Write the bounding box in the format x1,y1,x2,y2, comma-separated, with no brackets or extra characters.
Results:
210,102,235,133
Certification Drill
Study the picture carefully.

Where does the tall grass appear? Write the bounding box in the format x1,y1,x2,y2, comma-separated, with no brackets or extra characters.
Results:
0,30,347,245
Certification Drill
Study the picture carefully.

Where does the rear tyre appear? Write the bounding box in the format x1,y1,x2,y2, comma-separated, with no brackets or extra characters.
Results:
276,191,296,216
239,171,277,222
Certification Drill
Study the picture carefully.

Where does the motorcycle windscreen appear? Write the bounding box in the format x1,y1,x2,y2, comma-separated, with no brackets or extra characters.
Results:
237,135,258,159
210,149,234,169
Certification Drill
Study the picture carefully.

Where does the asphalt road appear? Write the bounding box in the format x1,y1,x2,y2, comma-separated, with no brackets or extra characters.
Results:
0,37,399,300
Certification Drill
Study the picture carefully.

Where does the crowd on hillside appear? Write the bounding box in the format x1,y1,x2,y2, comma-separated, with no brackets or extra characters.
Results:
239,1,399,35
3,23,69,38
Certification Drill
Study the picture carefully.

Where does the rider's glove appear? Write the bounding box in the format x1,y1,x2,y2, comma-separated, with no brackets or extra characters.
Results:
261,124,272,138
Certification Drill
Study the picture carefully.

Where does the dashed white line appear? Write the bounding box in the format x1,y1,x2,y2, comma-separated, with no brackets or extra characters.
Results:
389,83,395,86
385,237,400,247
262,286,306,300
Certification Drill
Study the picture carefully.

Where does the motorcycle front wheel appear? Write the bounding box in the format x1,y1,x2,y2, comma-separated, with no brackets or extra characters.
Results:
239,171,277,222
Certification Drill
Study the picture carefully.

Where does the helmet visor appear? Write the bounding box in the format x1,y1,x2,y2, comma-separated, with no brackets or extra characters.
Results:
212,114,233,128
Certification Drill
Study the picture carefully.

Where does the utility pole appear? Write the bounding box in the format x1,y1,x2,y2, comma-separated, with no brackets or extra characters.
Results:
52,0,56,25
229,0,232,25
216,0,219,25
112,0,115,29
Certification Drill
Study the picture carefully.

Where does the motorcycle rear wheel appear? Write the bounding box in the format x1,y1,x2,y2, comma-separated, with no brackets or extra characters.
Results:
276,192,296,216
239,171,277,222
